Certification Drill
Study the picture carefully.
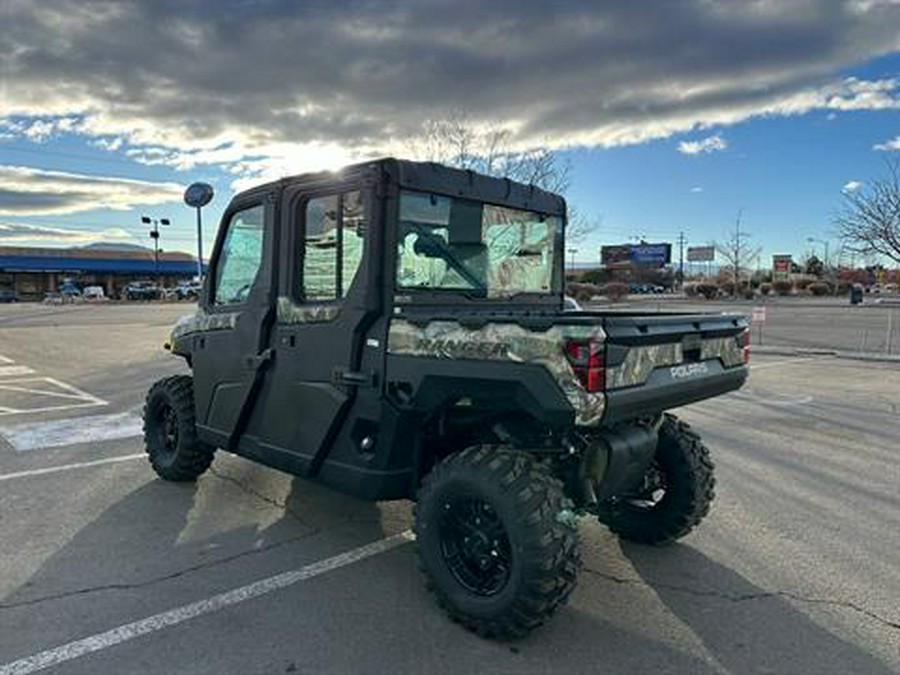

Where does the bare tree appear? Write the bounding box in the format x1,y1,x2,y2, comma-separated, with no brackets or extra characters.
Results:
410,112,595,243
835,158,900,265
715,209,760,289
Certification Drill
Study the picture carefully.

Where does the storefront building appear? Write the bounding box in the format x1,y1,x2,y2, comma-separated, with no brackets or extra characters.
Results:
0,245,203,299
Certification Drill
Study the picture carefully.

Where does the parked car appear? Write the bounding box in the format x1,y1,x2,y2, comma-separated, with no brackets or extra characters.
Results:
83,286,106,300
0,287,19,303
148,157,751,638
58,282,81,298
122,281,161,301
177,280,202,300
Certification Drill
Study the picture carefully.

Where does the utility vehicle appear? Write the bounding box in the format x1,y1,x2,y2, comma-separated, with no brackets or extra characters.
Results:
145,159,749,637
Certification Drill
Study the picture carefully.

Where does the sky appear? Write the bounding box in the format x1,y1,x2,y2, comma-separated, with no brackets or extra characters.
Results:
1,0,899,267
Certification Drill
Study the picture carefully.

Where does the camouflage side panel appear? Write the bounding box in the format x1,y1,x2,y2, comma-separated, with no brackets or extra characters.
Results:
606,335,745,389
170,310,238,340
701,335,745,368
388,320,606,426
276,296,341,324
606,343,683,389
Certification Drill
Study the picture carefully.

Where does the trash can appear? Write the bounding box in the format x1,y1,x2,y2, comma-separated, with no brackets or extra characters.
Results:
850,284,863,305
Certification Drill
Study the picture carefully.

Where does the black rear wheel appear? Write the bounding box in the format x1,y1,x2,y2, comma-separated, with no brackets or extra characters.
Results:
415,446,580,638
598,414,715,545
143,375,214,481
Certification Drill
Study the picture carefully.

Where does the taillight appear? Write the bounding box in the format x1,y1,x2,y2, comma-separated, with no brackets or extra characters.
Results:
739,328,750,363
564,339,605,392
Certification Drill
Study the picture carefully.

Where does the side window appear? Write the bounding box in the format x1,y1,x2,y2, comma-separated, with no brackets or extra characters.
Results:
213,205,264,306
304,196,339,300
341,191,365,298
301,191,364,301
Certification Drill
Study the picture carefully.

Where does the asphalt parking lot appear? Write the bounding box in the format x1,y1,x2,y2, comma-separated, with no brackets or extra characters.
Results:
619,294,900,355
0,303,898,674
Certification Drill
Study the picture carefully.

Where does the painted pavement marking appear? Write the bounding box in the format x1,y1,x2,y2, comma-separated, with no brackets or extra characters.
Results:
0,454,145,482
750,356,825,371
0,355,14,364
0,377,107,416
0,366,35,378
0,412,143,452
0,531,416,675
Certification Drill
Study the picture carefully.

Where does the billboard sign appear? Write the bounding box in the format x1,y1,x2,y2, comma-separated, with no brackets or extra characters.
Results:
601,245,631,266
773,254,792,281
602,242,672,267
630,243,672,265
687,245,715,262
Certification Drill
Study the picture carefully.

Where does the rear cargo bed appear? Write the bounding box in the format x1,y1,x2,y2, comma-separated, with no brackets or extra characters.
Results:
596,311,749,423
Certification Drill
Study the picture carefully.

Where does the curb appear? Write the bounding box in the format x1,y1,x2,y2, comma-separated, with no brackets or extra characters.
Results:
752,345,900,363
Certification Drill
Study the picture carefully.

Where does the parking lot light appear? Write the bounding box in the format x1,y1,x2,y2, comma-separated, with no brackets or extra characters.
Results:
142,215,171,282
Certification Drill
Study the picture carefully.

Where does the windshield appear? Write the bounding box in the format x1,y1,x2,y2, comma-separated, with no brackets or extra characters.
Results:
396,190,561,298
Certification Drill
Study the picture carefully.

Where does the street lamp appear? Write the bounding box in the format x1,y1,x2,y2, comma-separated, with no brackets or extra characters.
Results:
142,216,170,282
806,237,830,268
807,236,836,295
567,247,578,272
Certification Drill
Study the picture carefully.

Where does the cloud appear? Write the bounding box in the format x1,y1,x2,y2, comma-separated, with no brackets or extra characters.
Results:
1,1,900,179
843,179,864,191
689,186,704,193
0,221,134,243
874,135,900,150
678,135,728,155
0,165,184,216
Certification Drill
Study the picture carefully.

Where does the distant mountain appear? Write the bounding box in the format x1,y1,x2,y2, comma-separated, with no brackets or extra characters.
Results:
78,242,151,252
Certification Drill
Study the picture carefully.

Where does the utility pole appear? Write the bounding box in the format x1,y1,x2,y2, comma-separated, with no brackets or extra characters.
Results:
677,231,686,291
733,209,743,291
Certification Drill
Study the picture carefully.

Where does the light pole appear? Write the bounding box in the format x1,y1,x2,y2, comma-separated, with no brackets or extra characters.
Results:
184,182,214,281
567,247,578,273
142,216,170,282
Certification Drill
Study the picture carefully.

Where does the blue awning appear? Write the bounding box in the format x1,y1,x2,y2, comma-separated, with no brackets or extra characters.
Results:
0,255,206,274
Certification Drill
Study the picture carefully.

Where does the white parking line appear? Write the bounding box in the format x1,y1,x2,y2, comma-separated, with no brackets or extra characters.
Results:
0,366,35,378
0,355,14,364
0,531,416,675
0,454,145,482
0,412,144,452
750,356,825,371
0,377,107,416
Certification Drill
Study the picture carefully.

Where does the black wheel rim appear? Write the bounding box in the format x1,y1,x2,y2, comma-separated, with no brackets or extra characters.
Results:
437,496,512,596
625,460,667,510
154,402,179,458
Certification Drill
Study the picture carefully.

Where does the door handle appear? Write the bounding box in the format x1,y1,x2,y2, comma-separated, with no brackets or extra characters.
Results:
333,368,375,387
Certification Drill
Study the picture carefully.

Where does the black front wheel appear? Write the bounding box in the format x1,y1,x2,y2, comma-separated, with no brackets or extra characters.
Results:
598,414,715,545
143,375,215,481
415,446,581,638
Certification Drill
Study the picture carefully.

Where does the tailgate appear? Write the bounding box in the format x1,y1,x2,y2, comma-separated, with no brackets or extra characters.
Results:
600,312,749,423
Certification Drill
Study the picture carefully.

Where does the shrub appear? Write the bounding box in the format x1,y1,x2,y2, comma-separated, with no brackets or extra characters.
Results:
600,282,629,302
759,282,773,296
742,288,756,300
794,277,815,291
836,281,852,295
566,282,600,302
720,280,735,296
695,282,719,300
773,280,793,296
580,269,609,285
808,282,832,296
